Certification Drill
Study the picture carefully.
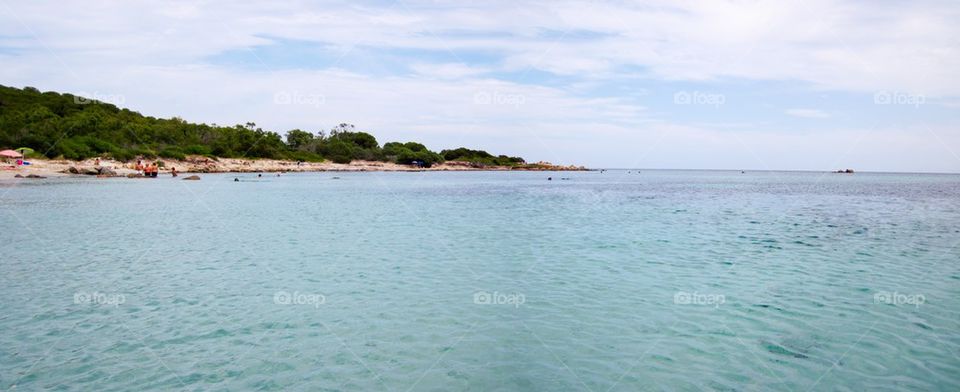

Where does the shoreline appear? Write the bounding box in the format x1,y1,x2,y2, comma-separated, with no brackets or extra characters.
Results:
1,157,588,180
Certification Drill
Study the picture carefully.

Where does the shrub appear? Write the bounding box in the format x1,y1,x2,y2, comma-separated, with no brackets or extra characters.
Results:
284,150,325,162
397,149,443,167
109,149,136,162
441,147,492,161
51,137,93,160
320,139,354,164
183,144,212,155
130,147,157,159
159,146,186,160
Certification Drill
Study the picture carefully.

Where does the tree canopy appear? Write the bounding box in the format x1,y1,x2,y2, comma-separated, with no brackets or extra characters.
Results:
0,84,526,168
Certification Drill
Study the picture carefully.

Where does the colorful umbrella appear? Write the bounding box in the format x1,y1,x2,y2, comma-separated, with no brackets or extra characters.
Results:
0,149,22,158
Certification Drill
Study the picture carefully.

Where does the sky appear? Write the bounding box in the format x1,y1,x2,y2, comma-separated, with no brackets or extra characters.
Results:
1,0,958,172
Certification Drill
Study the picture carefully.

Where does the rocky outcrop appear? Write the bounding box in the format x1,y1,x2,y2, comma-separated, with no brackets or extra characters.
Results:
63,166,119,176
96,167,118,176
182,175,201,180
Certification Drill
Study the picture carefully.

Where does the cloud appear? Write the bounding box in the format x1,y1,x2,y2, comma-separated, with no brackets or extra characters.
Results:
785,109,830,118
0,0,957,171
4,0,957,94
409,63,490,79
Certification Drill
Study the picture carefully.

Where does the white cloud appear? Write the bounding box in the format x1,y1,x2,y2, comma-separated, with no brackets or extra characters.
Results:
409,63,490,79
785,109,830,119
0,0,957,171
3,0,957,94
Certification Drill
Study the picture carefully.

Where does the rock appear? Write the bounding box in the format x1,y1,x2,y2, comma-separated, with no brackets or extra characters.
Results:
182,175,201,180
81,168,99,175
25,174,46,179
126,173,139,178
66,166,80,174
14,174,23,178
97,167,118,176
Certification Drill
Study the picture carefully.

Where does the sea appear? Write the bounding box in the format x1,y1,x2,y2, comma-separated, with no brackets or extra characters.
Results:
1,170,958,391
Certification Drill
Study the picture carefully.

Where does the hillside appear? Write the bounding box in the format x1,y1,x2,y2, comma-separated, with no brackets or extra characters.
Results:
0,84,528,168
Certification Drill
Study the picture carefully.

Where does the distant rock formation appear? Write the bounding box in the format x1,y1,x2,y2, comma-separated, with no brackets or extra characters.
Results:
64,166,118,176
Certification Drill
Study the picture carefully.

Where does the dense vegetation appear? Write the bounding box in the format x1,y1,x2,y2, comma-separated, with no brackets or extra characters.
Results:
0,84,525,168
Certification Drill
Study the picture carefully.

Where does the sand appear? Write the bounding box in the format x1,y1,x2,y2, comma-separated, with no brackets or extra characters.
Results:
0,157,586,180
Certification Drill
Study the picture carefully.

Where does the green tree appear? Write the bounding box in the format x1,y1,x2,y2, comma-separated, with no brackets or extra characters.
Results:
0,84,525,166
285,129,314,149
321,139,355,163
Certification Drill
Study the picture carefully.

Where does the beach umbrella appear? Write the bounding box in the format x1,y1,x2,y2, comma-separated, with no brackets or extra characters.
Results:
0,149,22,158
15,147,34,157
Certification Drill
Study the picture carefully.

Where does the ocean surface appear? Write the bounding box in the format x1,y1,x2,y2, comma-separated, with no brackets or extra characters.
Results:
1,170,958,391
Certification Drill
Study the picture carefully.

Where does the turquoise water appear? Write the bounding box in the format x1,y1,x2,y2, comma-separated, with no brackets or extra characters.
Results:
1,170,959,391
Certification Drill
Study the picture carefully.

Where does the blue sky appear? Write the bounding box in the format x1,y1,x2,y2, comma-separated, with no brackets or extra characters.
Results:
1,0,958,171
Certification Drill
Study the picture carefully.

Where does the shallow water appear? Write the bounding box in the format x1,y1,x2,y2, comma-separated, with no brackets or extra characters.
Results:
1,170,958,391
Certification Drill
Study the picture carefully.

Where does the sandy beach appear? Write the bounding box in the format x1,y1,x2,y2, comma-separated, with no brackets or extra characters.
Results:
0,157,587,179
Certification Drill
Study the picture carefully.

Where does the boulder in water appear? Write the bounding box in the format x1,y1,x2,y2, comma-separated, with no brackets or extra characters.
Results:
97,167,118,176
182,175,201,180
